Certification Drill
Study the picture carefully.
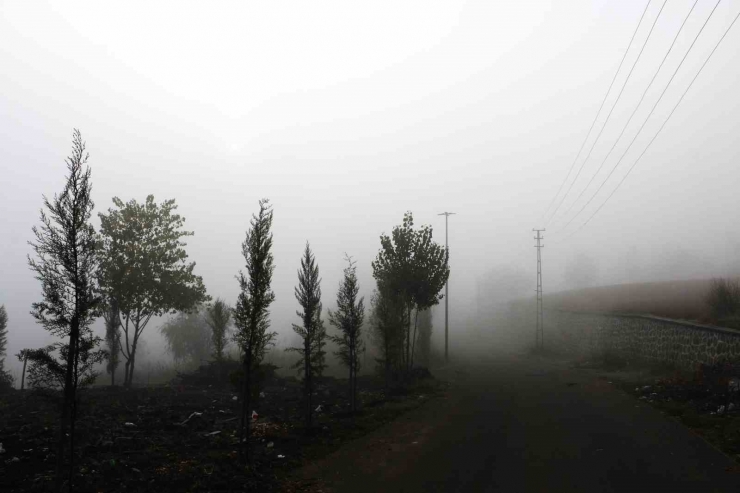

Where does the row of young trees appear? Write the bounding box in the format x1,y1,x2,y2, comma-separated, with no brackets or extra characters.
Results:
19,130,451,484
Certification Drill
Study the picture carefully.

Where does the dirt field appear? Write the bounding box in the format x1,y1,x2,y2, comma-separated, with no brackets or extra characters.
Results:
0,371,441,492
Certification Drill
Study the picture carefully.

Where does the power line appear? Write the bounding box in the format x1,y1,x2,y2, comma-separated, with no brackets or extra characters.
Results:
546,0,668,226
541,0,652,221
556,0,699,225
560,0,724,231
563,5,739,241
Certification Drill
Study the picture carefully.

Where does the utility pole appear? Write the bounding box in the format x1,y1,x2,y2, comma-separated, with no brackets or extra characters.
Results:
439,212,455,363
533,229,545,351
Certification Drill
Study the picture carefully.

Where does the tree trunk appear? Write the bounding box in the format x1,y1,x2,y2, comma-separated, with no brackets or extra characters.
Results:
239,350,252,461
56,319,79,491
406,304,412,372
410,309,420,369
20,355,27,390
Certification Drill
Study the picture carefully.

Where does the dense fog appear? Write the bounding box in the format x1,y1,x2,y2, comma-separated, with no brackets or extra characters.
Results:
2,0,739,381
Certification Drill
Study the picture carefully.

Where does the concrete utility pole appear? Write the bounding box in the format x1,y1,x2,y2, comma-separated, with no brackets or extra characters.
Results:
439,212,456,363
533,229,545,351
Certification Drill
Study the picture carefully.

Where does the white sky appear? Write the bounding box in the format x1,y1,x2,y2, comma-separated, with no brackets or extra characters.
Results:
1,0,739,367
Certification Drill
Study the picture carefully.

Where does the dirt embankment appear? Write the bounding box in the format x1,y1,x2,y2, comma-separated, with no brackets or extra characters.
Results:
544,279,717,323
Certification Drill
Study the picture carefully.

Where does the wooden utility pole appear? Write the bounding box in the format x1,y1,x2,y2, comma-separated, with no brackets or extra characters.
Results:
439,212,455,363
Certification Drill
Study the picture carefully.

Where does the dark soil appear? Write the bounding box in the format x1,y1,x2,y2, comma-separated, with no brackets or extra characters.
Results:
0,370,442,492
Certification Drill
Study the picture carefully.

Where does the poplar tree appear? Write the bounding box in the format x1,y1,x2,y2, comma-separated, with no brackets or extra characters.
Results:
233,199,277,459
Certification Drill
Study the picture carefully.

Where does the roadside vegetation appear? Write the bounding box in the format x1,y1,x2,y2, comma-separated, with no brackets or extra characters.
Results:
0,130,449,492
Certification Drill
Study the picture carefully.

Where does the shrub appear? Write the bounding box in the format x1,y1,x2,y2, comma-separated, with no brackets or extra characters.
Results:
706,278,740,321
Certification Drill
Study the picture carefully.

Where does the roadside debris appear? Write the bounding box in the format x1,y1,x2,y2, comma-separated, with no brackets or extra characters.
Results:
124,422,136,428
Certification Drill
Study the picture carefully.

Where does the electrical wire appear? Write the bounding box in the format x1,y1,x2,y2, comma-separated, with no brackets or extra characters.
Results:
561,5,739,242
556,0,699,224
541,0,653,222
561,0,723,230
546,0,668,226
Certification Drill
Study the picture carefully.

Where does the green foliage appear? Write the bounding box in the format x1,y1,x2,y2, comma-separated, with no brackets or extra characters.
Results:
206,298,232,361
329,255,365,412
369,285,406,381
286,243,323,427
160,305,213,366
22,338,106,390
371,212,449,371
98,194,209,386
234,198,277,457
706,278,740,321
234,199,277,366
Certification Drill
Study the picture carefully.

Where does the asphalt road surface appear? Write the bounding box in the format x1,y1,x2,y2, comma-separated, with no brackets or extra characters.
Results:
294,352,740,492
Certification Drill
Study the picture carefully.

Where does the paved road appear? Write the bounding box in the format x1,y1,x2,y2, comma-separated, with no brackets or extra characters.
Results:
295,352,740,492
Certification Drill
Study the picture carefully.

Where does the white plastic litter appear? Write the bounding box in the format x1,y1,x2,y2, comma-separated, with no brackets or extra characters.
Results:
124,422,136,427
251,410,258,421
277,455,285,459
315,405,322,412
718,405,726,415
232,396,238,401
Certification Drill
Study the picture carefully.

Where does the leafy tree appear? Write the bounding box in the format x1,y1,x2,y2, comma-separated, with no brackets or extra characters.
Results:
102,300,121,386
234,199,277,459
371,212,449,371
369,286,406,386
329,255,365,413
98,195,209,387
27,129,104,488
206,298,232,362
286,242,322,428
160,306,212,366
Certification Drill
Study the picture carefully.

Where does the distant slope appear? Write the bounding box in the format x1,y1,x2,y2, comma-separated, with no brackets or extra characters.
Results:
544,279,717,324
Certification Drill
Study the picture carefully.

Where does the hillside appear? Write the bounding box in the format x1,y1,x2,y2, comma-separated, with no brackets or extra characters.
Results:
544,279,718,324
